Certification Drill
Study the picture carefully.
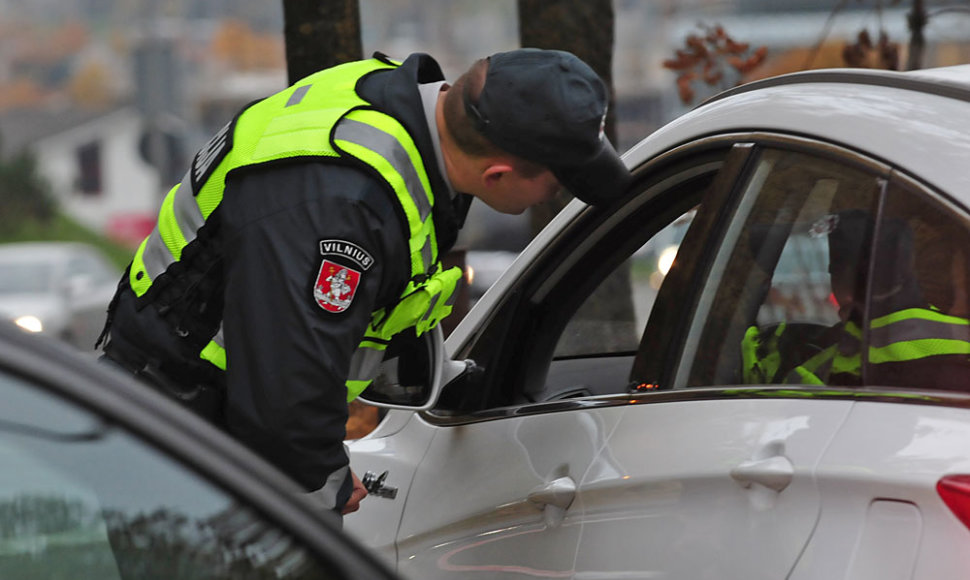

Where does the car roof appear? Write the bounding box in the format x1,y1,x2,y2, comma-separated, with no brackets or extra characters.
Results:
623,64,970,206
703,64,970,106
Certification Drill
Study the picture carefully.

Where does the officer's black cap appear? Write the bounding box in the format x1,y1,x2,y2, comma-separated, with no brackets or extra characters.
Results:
463,48,631,206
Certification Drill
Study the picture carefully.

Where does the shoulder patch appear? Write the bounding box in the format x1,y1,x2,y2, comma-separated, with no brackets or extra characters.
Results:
314,260,361,313
190,120,233,195
318,239,374,271
313,239,375,313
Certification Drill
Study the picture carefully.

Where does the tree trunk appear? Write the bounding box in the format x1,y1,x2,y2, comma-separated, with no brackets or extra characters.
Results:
282,0,373,436
517,0,618,232
905,0,927,71
282,0,363,84
518,0,635,353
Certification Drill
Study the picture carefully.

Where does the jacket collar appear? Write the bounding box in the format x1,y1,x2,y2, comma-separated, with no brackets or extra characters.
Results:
358,52,470,253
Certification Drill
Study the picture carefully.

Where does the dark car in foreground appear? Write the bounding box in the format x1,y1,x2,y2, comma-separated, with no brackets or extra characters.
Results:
0,321,398,580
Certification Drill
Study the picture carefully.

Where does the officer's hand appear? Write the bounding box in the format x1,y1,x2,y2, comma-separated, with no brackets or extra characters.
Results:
342,470,368,515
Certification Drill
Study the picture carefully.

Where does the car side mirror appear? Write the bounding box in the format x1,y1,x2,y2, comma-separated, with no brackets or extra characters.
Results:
357,325,466,411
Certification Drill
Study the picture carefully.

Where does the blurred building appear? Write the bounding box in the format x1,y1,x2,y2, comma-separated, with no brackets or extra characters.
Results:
2,0,970,249
0,105,161,247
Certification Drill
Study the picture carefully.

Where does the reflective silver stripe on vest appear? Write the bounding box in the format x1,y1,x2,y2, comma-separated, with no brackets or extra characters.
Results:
305,462,350,512
140,176,205,281
286,84,312,108
817,357,835,377
445,287,459,306
347,343,385,383
870,316,970,347
422,293,440,322
786,351,836,383
333,119,433,222
837,334,860,357
173,172,205,240
141,227,175,281
211,324,225,348
420,237,433,272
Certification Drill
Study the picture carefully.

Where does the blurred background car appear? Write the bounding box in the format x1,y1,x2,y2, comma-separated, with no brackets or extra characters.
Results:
0,242,119,351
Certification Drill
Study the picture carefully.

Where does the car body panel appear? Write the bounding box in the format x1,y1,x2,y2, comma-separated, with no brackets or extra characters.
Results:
573,396,853,580
344,411,436,565
791,397,970,579
390,407,624,579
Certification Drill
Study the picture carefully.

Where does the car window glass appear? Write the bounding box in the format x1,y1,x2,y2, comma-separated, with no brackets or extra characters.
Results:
0,262,51,294
677,148,881,388
554,208,697,359
865,181,970,391
515,167,720,405
440,156,724,413
0,371,343,579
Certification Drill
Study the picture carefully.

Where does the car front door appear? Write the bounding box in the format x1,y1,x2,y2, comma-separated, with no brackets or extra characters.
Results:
352,148,731,579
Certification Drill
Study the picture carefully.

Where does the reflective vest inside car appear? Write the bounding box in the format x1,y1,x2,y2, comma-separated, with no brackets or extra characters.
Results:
784,307,970,384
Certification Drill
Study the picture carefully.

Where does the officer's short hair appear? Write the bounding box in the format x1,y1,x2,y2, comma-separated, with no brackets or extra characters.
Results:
444,59,544,178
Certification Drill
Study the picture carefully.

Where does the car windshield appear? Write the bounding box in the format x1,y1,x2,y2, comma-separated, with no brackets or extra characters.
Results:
0,262,53,294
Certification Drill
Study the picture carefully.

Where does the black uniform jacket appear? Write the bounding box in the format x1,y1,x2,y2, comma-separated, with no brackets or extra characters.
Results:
103,52,467,510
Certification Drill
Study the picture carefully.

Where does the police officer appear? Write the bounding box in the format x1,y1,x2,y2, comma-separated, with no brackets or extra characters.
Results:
97,48,631,518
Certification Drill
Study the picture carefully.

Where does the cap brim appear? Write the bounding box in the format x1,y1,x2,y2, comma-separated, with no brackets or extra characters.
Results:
552,139,631,206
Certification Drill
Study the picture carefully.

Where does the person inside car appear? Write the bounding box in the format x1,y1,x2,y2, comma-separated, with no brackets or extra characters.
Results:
742,209,970,388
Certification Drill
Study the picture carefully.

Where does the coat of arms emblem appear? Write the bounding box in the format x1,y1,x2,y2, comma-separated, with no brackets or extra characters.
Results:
313,259,361,313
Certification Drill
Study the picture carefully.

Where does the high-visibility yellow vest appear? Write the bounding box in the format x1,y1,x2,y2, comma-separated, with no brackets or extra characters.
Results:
127,56,460,401
784,308,970,384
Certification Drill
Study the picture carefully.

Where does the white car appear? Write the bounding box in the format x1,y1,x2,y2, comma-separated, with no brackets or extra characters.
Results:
0,242,119,350
347,65,970,580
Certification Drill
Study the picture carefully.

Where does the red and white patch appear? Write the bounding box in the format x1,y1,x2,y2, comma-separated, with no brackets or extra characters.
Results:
313,259,362,313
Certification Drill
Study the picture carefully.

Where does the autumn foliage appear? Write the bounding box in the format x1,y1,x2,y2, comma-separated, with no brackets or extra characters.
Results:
842,28,900,70
210,19,285,71
663,24,768,105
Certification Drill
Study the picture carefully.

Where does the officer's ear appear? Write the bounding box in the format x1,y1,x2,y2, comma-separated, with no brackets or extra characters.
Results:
481,161,514,188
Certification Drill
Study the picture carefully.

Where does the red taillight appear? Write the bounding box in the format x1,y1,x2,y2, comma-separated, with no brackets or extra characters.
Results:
938,475,970,530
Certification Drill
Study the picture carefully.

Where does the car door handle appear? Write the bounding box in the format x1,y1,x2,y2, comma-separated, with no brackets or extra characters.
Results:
730,455,794,492
528,476,576,510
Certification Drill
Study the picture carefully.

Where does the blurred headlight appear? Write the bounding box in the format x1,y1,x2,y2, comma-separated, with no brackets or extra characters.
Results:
15,315,43,333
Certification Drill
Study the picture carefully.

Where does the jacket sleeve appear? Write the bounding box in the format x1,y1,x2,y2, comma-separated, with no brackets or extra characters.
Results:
218,162,409,512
